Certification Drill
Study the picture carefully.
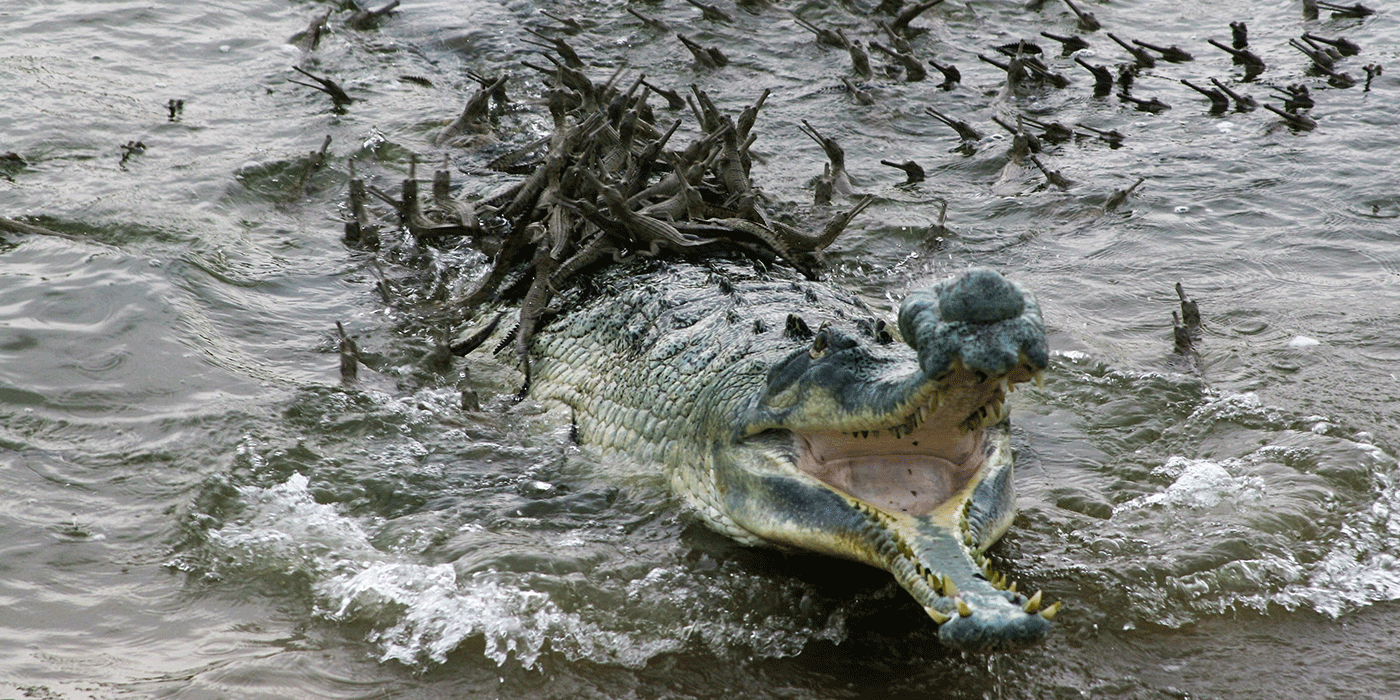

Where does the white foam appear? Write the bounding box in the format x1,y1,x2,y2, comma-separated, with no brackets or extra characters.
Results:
1115,456,1263,513
1054,349,1092,362
205,472,377,571
206,474,619,668
317,562,656,668
1060,376,1400,625
202,472,846,670
1275,455,1400,617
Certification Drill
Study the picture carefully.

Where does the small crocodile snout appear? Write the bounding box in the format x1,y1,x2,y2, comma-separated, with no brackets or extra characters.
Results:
935,596,1054,653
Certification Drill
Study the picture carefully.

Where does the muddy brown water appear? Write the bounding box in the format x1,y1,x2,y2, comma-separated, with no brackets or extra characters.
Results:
2,0,1399,698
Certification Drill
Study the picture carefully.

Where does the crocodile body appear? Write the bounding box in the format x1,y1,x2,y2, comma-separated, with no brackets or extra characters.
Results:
529,258,1055,652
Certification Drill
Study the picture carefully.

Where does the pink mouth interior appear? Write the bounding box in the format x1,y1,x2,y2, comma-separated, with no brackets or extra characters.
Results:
794,424,985,516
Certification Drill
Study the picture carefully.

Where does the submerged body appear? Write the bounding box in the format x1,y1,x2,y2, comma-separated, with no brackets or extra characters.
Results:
530,258,1054,652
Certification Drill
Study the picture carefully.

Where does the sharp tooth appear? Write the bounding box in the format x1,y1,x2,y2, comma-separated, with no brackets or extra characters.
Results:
1007,582,1017,594
925,572,941,595
957,600,973,617
942,576,959,598
1040,601,1062,620
1023,590,1042,613
927,607,951,624
1034,371,1045,389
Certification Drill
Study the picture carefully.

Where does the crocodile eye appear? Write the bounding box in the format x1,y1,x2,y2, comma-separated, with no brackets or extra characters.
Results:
809,322,835,359
809,331,829,359
873,319,894,345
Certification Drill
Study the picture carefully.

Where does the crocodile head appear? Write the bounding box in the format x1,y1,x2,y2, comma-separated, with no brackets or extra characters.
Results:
713,269,1055,652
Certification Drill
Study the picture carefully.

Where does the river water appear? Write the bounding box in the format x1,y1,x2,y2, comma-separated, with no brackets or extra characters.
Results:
2,0,1398,697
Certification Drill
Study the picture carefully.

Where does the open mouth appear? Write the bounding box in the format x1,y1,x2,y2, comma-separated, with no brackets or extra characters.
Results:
712,270,1056,649
708,270,1057,651
790,362,1034,517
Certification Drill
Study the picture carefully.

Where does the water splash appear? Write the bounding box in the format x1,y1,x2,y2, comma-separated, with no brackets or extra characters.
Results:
1274,440,1400,617
1044,355,1400,629
1114,456,1266,513
319,562,657,668
193,467,849,670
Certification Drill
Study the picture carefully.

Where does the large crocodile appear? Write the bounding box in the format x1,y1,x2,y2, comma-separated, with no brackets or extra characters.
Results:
527,257,1056,653
356,50,1058,651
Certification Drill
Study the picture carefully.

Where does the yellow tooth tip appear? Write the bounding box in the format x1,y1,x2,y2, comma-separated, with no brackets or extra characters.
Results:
942,576,959,598
1023,590,1043,614
927,607,951,624
1040,601,1062,620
